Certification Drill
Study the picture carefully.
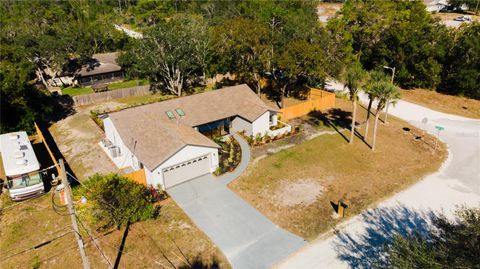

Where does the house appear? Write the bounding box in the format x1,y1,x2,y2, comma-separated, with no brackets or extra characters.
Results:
425,0,449,12
77,52,124,86
101,84,289,189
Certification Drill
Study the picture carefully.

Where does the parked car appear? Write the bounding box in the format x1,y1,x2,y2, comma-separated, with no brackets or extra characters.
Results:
454,15,472,22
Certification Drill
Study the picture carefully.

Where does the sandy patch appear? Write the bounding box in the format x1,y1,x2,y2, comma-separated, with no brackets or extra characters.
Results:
273,179,324,207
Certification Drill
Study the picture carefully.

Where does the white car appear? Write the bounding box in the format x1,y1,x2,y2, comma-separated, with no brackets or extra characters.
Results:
454,15,472,22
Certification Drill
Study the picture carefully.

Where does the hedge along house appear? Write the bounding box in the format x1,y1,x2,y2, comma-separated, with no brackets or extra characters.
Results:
101,84,284,189
77,52,124,86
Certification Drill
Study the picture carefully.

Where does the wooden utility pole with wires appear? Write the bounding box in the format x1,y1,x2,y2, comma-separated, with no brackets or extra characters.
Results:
59,159,90,269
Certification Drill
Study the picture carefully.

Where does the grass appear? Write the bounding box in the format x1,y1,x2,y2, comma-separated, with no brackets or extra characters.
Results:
400,88,480,119
229,98,447,240
0,194,230,268
61,79,148,97
61,86,94,96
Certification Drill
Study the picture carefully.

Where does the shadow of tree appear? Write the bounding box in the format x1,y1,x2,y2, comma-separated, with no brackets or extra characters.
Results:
178,255,221,269
308,108,352,142
333,204,437,269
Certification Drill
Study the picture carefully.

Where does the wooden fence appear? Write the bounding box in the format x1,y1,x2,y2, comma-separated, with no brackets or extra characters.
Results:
279,89,335,121
34,122,60,175
125,168,147,186
72,85,151,106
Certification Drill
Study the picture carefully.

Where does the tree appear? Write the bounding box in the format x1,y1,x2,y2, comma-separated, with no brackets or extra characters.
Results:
273,39,326,108
364,70,390,140
120,16,209,96
76,173,158,229
441,22,480,100
388,207,480,269
342,61,367,144
328,0,454,89
369,81,400,151
212,17,270,96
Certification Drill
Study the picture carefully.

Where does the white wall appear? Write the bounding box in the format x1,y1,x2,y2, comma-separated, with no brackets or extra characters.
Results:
148,145,219,189
103,117,136,169
231,116,253,135
251,111,270,137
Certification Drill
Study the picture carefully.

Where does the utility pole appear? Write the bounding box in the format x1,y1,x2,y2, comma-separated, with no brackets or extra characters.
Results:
60,159,90,269
383,65,396,124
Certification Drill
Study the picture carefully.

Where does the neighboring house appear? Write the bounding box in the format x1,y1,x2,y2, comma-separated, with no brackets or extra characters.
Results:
77,52,124,86
101,84,287,189
425,0,449,12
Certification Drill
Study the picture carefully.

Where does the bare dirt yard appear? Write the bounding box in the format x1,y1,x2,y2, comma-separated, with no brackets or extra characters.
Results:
0,194,229,268
401,88,480,119
230,98,448,240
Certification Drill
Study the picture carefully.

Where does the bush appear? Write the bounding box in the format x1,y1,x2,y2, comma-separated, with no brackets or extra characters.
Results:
75,173,158,229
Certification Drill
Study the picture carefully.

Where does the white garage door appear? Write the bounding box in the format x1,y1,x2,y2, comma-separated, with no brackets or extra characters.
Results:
163,155,211,188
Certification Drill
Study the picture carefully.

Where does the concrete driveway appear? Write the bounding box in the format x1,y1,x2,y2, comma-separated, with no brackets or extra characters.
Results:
275,89,480,269
169,174,306,269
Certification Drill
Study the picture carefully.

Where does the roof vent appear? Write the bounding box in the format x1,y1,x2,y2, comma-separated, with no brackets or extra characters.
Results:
166,111,176,120
175,108,185,117
18,145,28,151
16,159,28,165
15,151,25,159
9,134,20,140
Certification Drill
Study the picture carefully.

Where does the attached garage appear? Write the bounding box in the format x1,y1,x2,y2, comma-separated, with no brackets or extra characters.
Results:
162,155,211,188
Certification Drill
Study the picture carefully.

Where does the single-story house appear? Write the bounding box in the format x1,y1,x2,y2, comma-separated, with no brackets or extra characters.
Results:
101,84,289,189
425,0,449,12
77,52,124,86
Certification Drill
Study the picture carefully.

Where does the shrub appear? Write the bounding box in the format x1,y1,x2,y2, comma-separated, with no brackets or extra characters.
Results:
75,173,158,229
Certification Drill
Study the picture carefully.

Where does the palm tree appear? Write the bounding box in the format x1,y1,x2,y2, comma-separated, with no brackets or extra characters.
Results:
364,70,389,140
370,81,400,151
343,62,366,144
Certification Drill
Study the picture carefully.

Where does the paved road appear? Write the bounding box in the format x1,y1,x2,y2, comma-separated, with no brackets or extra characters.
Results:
169,133,305,269
276,92,480,268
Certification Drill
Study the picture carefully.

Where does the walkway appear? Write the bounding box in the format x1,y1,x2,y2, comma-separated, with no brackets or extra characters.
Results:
169,133,306,269
276,92,480,268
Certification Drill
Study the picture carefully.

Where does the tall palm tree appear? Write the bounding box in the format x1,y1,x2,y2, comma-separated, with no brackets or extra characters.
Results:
370,81,400,151
343,62,366,144
364,70,389,140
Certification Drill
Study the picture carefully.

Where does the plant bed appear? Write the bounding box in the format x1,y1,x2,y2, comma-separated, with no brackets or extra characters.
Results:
214,136,242,176
240,126,302,147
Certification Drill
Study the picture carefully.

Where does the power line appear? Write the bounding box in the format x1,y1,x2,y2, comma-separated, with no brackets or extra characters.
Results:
0,230,74,262
0,226,71,257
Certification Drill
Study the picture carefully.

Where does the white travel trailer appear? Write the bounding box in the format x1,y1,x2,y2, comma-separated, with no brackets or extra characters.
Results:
0,131,45,201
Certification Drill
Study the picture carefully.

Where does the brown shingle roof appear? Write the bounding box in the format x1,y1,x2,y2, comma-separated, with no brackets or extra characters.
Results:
78,52,122,77
108,84,275,170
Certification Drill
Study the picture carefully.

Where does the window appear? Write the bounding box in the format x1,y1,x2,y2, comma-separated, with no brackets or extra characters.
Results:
166,111,176,120
7,172,43,190
175,108,185,117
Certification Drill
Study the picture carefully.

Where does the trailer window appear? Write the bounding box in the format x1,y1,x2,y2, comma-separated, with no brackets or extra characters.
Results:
7,173,42,190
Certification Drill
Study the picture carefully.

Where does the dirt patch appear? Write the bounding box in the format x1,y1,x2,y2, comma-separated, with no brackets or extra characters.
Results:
400,89,480,119
230,98,448,240
272,179,324,207
49,102,123,180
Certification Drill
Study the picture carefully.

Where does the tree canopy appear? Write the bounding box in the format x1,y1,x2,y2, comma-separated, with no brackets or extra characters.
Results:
76,173,158,229
388,207,480,269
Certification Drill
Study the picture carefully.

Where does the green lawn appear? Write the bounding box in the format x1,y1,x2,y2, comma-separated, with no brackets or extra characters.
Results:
61,86,94,96
61,79,148,97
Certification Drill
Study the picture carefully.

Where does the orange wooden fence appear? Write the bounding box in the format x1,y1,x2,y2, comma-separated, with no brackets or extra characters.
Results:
125,168,147,185
279,89,335,121
34,122,60,175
